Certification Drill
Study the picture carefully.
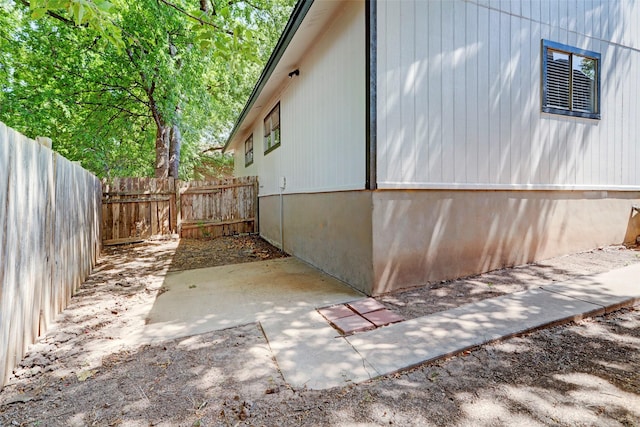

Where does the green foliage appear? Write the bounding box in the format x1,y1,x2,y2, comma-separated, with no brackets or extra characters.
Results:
27,0,123,48
0,0,295,179
579,56,596,80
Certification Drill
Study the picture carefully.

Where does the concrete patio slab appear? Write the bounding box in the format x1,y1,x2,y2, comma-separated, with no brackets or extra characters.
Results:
260,310,377,389
540,263,640,312
143,257,363,342
346,289,603,377
130,254,639,391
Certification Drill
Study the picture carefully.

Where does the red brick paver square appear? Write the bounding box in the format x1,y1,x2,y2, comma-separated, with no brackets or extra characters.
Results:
318,304,355,321
361,309,405,327
330,314,376,335
347,298,386,315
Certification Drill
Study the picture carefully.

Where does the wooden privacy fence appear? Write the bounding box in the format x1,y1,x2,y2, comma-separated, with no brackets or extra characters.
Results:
0,122,102,389
101,178,176,245
101,176,257,244
179,178,258,238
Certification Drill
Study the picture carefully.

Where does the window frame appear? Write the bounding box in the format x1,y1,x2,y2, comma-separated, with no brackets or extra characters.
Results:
244,134,254,167
541,39,601,120
263,102,281,155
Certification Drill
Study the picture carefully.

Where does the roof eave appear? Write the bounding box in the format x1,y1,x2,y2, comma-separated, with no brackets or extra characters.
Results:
223,0,314,153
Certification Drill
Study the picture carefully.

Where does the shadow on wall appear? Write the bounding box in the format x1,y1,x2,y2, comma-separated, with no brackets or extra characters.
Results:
373,191,552,293
373,1,637,295
372,190,639,295
381,1,635,188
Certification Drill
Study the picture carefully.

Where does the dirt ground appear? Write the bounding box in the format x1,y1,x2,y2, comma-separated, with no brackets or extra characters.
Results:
0,236,639,426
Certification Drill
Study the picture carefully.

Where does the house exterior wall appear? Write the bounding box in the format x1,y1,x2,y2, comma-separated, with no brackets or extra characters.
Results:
229,0,640,296
259,191,373,295
232,0,371,293
234,0,366,196
376,0,640,189
371,0,640,294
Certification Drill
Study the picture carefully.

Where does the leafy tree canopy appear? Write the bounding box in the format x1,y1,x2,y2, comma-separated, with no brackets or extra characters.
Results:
0,0,294,179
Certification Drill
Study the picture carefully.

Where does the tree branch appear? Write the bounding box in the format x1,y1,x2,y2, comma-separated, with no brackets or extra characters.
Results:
73,100,149,118
156,0,234,36
18,0,75,26
125,47,160,124
200,146,224,154
51,62,150,107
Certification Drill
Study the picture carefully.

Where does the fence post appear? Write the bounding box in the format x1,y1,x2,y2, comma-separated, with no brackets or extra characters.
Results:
41,146,56,336
167,177,175,235
253,177,259,233
36,136,52,149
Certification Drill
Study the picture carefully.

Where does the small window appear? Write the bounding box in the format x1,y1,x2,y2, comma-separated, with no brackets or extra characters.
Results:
542,40,600,119
263,103,281,154
244,134,253,167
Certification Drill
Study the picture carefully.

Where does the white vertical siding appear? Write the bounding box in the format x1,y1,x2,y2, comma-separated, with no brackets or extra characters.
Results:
414,0,429,183
377,0,640,190
235,1,366,196
426,0,442,182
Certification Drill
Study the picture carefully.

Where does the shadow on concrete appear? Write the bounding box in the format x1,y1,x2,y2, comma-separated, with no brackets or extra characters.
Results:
379,246,640,319
309,308,640,426
144,256,362,343
2,307,637,426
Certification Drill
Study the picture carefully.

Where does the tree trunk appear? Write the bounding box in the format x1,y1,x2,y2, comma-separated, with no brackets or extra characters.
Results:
155,123,170,178
169,124,181,179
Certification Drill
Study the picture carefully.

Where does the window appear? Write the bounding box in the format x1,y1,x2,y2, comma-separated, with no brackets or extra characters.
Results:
263,103,281,154
244,134,253,167
542,40,600,119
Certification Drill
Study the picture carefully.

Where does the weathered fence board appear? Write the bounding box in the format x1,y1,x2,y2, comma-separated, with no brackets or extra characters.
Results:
101,177,175,244
101,176,257,242
179,176,257,238
0,122,101,389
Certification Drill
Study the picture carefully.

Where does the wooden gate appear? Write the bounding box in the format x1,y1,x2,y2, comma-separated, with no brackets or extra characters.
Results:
101,176,257,244
179,177,258,238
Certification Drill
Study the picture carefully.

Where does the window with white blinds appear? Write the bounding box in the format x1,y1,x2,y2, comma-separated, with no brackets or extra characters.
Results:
542,40,600,119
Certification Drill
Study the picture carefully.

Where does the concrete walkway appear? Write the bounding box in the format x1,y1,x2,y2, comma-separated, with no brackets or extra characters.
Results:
262,263,640,390
140,257,639,391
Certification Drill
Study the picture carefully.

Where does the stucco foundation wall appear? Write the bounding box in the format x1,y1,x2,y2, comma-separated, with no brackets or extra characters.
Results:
371,190,640,295
257,195,281,249
259,191,373,295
